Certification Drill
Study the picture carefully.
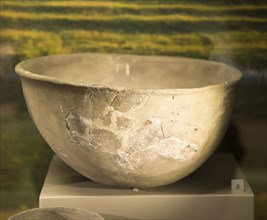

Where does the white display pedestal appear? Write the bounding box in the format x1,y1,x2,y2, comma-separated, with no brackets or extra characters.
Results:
39,153,254,220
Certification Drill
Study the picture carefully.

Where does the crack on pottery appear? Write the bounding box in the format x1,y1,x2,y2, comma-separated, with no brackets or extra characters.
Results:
64,90,198,171
88,94,93,118
109,91,119,108
65,109,88,135
65,106,198,169
160,122,165,138
111,93,150,113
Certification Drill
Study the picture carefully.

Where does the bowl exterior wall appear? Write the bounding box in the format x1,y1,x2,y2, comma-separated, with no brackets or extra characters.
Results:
20,77,237,187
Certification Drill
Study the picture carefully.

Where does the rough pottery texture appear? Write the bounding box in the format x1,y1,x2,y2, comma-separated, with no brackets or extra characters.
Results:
15,53,242,188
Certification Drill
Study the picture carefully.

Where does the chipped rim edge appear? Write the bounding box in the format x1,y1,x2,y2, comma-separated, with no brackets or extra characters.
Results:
15,53,243,94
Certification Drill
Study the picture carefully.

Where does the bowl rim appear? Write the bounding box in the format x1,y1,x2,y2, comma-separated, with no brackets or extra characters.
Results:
7,207,104,220
15,53,243,93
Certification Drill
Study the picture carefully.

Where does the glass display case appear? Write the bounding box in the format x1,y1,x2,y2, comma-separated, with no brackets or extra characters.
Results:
0,1,266,219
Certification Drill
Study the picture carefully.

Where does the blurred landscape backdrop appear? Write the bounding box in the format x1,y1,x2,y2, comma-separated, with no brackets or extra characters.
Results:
0,0,266,219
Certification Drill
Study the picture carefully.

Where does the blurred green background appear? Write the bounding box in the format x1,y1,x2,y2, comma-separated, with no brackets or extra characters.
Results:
0,0,266,219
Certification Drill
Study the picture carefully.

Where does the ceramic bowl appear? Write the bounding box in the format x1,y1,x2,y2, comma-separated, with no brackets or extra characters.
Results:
15,53,242,188
8,207,104,220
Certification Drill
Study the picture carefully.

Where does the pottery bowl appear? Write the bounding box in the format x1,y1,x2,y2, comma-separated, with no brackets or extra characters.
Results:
8,207,104,220
15,53,242,188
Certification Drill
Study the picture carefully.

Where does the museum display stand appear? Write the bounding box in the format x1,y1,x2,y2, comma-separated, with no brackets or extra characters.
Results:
39,153,254,220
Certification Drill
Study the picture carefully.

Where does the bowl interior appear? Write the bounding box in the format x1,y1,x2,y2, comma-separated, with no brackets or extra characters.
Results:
17,53,241,89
